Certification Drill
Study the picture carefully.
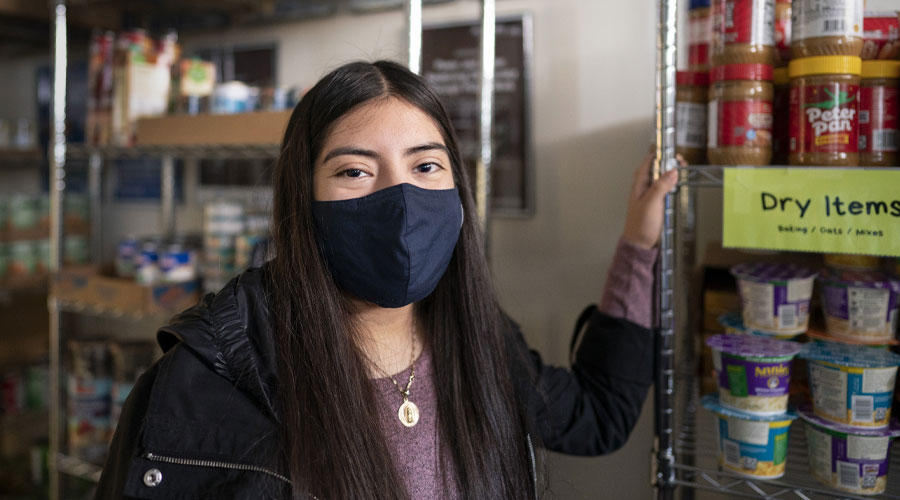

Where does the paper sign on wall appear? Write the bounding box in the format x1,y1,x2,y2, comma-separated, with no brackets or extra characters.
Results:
722,168,900,257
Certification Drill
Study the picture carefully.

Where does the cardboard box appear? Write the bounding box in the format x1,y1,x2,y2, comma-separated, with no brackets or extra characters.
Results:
136,111,291,146
53,266,199,316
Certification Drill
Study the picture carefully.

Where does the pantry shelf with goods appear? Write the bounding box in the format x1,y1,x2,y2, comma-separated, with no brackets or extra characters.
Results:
658,0,900,498
38,17,289,499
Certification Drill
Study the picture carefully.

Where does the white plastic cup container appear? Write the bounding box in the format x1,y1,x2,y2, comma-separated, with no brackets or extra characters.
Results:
731,262,817,336
799,405,900,496
801,343,900,428
702,394,797,480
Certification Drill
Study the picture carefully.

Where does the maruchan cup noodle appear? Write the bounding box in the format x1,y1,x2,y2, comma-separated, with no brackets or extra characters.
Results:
707,334,802,415
791,0,864,58
789,56,862,166
731,262,817,335
702,394,796,479
819,269,900,343
801,343,900,428
799,405,900,495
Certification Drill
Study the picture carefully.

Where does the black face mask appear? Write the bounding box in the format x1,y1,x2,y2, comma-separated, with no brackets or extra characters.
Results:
312,183,463,308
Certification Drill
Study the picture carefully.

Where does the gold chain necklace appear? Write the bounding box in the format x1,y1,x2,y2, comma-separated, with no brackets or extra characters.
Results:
374,331,419,428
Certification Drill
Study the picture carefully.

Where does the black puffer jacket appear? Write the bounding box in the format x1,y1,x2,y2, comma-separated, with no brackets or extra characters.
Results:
94,266,654,500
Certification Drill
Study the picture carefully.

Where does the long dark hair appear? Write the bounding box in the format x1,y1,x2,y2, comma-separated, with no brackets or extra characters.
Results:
268,60,535,499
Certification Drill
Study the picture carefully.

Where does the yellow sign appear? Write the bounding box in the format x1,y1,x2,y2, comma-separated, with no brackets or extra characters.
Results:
722,168,900,257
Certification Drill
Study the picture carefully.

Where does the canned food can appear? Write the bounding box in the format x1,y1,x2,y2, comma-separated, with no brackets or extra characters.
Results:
115,236,140,278
135,240,160,285
8,195,37,230
203,201,245,235
65,235,90,266
8,240,37,276
160,244,197,283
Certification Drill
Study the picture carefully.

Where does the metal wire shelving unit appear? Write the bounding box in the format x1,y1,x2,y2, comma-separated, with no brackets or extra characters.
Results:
45,1,499,498
652,2,900,500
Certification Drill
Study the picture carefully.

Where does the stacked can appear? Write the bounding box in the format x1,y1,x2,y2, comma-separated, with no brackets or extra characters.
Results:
202,201,245,294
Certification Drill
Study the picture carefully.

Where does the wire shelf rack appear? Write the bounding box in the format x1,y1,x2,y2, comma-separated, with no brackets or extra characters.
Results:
674,371,900,500
65,143,281,160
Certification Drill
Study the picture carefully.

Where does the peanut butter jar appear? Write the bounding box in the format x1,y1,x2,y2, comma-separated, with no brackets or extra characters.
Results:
711,0,777,67
859,60,900,167
789,56,861,166
677,71,710,165
689,0,713,72
791,0,863,58
775,0,792,66
708,63,774,165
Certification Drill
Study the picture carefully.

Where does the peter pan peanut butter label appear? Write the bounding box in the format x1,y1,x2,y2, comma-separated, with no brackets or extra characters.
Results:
709,100,774,148
790,84,860,154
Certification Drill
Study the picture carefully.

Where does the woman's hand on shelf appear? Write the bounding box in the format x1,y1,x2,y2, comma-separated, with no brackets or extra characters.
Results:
621,153,679,250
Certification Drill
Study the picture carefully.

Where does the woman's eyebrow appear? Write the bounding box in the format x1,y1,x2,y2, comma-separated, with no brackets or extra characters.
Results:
404,143,449,157
322,147,379,163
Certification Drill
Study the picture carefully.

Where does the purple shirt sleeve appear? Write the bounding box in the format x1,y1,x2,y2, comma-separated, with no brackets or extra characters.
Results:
598,238,658,329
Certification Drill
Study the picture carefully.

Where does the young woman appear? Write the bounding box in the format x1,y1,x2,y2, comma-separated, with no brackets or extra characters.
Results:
95,60,678,500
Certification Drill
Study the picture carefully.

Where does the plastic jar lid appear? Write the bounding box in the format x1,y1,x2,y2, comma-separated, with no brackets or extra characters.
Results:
677,71,710,86
706,333,803,358
789,56,862,78
800,342,900,368
773,67,789,85
689,0,710,9
861,60,900,80
711,64,774,82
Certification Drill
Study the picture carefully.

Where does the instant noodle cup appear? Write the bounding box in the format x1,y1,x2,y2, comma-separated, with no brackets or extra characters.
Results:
801,343,900,428
819,269,900,343
799,405,900,496
718,312,800,340
701,394,796,480
706,334,802,415
731,263,817,335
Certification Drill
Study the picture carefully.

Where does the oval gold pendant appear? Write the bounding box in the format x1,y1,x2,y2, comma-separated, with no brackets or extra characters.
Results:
398,400,419,427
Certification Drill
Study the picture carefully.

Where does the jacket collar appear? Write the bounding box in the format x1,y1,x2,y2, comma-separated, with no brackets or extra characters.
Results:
156,266,280,420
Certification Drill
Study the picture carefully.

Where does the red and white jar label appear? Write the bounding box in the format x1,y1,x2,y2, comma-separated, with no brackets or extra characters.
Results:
716,0,776,47
789,83,859,155
792,0,863,42
690,10,712,67
859,85,899,153
708,99,774,148
678,101,709,149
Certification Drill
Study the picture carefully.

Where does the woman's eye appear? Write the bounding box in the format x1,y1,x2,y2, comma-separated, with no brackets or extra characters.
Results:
339,168,365,178
415,162,441,174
